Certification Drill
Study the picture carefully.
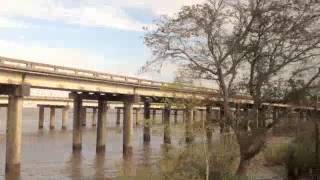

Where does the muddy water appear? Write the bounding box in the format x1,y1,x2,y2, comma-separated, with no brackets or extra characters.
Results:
0,108,187,179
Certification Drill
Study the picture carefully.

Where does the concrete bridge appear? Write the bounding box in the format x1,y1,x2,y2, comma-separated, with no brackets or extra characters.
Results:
0,56,318,175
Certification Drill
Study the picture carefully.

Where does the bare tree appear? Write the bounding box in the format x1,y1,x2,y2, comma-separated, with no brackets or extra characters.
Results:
142,0,320,176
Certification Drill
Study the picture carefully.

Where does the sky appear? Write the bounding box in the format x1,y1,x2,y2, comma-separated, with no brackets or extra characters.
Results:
0,0,204,82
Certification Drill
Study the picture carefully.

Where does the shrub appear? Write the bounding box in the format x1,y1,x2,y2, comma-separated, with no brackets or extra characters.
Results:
264,143,290,166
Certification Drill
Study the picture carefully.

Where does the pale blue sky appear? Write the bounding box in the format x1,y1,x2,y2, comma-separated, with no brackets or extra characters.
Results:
0,0,203,81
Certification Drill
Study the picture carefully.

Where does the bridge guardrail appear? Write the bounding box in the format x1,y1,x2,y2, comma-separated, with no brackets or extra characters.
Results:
0,56,219,94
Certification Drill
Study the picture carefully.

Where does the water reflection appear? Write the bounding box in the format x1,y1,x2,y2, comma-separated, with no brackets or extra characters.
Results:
68,151,82,180
122,151,135,177
0,108,187,179
94,153,106,180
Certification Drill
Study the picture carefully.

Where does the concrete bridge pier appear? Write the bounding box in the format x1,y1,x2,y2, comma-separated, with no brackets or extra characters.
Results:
161,109,164,124
200,109,204,123
81,107,87,127
182,110,186,122
6,95,23,175
206,106,213,140
143,100,151,144
299,110,305,122
163,104,171,144
193,110,197,122
135,108,140,126
96,98,107,153
72,95,83,151
123,99,134,156
185,107,194,143
38,106,45,129
272,107,279,123
62,106,69,129
3,85,30,175
152,109,156,124
116,108,121,125
174,110,178,124
92,108,97,127
49,107,56,130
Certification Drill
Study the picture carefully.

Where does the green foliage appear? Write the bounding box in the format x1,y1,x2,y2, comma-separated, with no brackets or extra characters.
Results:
116,134,252,180
286,131,319,168
264,122,320,172
264,143,290,166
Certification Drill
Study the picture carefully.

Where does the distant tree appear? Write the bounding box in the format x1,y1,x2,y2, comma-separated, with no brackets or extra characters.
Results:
142,0,320,176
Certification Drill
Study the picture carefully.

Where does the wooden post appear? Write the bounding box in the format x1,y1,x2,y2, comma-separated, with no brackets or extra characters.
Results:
96,98,107,153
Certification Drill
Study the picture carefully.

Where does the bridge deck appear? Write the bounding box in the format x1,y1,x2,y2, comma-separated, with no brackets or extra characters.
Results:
0,56,218,99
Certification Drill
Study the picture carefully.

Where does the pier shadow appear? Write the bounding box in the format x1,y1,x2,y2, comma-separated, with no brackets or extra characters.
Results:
67,151,83,180
122,152,136,177
94,152,106,179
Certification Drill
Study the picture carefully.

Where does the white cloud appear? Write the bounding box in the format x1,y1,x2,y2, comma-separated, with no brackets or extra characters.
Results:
0,0,203,31
109,0,205,16
0,0,151,31
0,39,178,83
0,40,107,71
0,17,29,28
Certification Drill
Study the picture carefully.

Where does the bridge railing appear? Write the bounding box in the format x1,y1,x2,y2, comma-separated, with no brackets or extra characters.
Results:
0,56,219,94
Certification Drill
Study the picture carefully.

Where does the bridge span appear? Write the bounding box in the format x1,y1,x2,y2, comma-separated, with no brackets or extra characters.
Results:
0,56,318,175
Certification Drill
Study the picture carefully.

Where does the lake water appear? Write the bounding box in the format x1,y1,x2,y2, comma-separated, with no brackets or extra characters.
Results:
0,108,189,179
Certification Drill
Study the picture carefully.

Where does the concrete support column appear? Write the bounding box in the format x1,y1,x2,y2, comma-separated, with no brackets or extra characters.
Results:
73,96,83,151
38,106,44,129
143,101,151,143
200,110,204,123
49,107,56,130
163,104,171,144
96,98,107,153
271,107,278,131
5,95,23,175
161,110,164,124
116,108,121,125
152,109,156,124
185,107,194,143
174,110,178,124
62,107,69,129
206,106,213,140
299,110,304,122
193,110,197,122
81,107,87,127
135,108,140,125
219,107,225,133
123,101,133,156
92,108,97,127
182,110,186,122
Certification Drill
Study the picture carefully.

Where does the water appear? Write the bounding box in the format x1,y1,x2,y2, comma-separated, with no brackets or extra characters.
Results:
0,108,187,179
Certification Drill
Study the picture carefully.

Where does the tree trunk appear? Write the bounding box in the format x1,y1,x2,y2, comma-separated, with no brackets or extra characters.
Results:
236,158,250,176
315,118,319,166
